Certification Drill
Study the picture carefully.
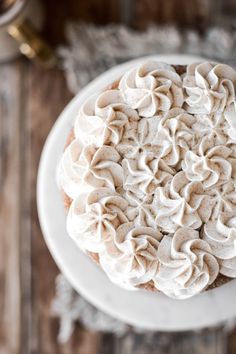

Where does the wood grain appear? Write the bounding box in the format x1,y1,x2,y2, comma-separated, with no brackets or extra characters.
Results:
0,62,21,354
41,0,120,45
132,0,213,30
0,59,108,354
228,327,236,354
24,62,107,354
40,0,216,46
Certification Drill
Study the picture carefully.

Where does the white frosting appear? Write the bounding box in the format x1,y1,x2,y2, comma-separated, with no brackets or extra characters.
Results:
218,257,236,278
183,62,236,114
67,188,128,252
202,213,236,277
154,227,219,299
117,116,162,159
208,181,236,220
224,105,236,141
192,112,228,145
156,108,196,166
119,61,184,117
58,60,236,298
182,137,233,189
124,190,156,229
154,171,211,232
99,222,162,288
74,90,139,146
123,154,174,195
59,138,123,199
58,138,92,199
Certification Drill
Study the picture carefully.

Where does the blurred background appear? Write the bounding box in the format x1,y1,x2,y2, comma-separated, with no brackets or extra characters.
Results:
1,1,236,354
38,0,236,40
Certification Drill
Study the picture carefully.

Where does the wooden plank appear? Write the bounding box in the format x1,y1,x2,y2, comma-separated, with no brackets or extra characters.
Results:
40,0,216,46
131,0,213,30
41,0,121,45
227,327,236,354
0,62,21,354
25,63,71,354
19,61,32,354
24,62,108,354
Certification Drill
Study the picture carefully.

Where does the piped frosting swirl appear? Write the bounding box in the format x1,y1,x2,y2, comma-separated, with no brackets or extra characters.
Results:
67,188,128,252
154,171,211,232
153,227,219,299
99,222,162,288
202,213,236,277
183,62,236,114
119,61,184,117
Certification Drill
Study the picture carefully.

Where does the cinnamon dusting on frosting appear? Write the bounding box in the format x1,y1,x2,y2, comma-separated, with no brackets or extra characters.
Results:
58,60,236,299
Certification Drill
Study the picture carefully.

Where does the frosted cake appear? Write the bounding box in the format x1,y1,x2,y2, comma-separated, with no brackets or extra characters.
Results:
58,61,236,299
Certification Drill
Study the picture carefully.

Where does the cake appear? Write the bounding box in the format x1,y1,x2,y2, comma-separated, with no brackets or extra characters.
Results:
58,60,236,299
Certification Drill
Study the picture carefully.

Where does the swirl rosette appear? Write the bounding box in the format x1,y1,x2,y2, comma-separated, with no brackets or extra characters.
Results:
123,153,174,195
154,171,211,232
209,181,236,220
156,108,196,166
153,227,219,299
119,61,184,117
192,112,228,145
75,90,139,146
182,137,233,189
202,213,236,277
67,188,128,252
183,62,236,114
124,190,156,228
117,116,162,159
99,222,162,288
59,139,123,198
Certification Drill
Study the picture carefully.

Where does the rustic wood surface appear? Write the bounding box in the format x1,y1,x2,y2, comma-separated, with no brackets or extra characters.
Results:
1,0,236,353
40,0,219,45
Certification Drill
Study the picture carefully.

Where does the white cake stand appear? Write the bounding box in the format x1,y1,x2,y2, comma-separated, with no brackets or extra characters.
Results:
37,54,236,331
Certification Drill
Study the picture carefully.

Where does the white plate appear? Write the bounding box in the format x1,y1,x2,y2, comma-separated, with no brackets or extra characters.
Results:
37,54,236,331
